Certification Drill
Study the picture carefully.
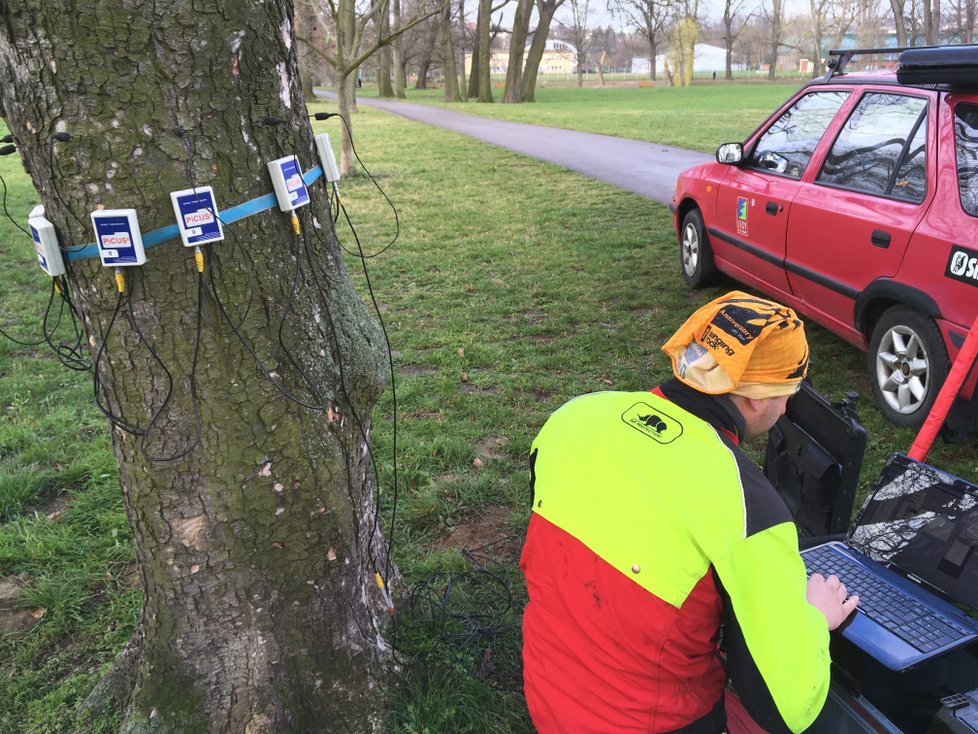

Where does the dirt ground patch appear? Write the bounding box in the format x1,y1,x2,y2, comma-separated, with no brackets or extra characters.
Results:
0,575,44,636
433,504,522,563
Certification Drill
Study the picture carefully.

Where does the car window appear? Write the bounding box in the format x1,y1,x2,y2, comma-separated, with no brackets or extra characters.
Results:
744,91,849,179
817,93,928,203
955,103,978,217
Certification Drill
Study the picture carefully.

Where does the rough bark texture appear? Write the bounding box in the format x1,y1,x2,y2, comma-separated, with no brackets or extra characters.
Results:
0,2,394,732
520,0,564,102
377,4,395,97
475,0,494,103
442,2,461,102
503,0,533,103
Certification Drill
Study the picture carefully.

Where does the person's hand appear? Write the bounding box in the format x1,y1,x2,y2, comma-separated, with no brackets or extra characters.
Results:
806,573,859,630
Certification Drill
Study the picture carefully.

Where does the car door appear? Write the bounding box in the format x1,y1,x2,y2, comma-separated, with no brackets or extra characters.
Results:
713,90,851,296
786,90,934,339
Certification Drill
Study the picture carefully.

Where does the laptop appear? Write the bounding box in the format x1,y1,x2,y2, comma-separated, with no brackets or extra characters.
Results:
802,453,978,671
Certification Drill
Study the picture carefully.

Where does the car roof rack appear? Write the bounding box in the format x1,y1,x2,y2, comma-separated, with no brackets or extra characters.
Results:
822,44,978,88
822,47,908,81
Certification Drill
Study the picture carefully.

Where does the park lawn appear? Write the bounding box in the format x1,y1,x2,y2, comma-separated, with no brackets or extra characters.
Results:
355,82,805,152
0,93,976,733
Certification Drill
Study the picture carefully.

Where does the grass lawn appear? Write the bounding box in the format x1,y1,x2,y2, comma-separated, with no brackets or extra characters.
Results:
354,83,805,153
1,87,976,732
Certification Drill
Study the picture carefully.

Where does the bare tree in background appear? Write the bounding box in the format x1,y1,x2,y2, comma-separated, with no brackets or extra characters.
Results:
855,0,889,49
443,0,463,100
720,0,753,80
504,0,535,101
297,0,445,173
415,14,443,88
565,0,594,87
922,0,941,44
393,0,408,96
949,0,977,42
763,0,785,80
809,0,857,75
521,0,568,100
609,0,672,81
888,0,909,45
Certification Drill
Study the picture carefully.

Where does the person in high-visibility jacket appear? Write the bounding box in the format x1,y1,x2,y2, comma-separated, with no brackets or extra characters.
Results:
521,291,859,734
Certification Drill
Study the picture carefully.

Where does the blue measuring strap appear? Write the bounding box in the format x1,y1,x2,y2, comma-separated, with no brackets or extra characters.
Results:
63,165,325,263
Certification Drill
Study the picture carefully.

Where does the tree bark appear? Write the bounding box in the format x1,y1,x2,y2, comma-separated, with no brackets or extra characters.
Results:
476,0,494,102
0,2,394,732
521,0,566,102
377,1,396,97
889,0,908,46
392,0,407,97
442,2,462,101
503,0,533,103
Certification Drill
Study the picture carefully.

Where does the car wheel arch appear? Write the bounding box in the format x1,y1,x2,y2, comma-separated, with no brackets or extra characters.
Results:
854,279,943,339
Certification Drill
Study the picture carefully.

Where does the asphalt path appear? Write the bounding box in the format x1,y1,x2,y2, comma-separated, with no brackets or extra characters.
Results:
319,93,712,205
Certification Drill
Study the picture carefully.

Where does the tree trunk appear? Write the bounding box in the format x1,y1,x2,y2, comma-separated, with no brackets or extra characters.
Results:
338,72,359,174
377,3,395,97
723,7,734,80
476,0,494,102
890,0,908,46
503,0,534,103
521,0,565,102
443,2,462,101
923,0,941,44
467,2,483,100
392,0,407,97
415,21,439,89
458,0,469,100
0,2,393,732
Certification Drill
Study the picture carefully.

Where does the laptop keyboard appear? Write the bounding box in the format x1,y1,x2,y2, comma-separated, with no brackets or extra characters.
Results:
803,545,971,653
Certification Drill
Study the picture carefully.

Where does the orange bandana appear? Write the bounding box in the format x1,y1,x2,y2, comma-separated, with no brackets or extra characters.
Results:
662,291,809,397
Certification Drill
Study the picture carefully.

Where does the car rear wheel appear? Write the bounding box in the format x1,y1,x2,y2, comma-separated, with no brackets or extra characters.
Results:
868,306,949,427
679,209,718,288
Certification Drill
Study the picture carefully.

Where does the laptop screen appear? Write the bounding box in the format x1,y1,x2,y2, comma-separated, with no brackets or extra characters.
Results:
849,454,978,612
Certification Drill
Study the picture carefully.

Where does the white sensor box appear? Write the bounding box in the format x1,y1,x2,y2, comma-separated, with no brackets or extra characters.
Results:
170,186,224,247
314,133,341,183
90,209,147,267
267,155,310,212
28,214,66,277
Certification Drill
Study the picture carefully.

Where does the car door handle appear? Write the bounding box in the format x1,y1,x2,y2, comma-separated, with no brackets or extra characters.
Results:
871,230,891,248
765,202,782,215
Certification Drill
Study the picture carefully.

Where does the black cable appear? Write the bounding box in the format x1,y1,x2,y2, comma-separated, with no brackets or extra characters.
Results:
42,278,90,371
332,193,401,583
331,114,400,259
394,536,526,692
138,267,204,462
92,289,147,435
0,172,31,238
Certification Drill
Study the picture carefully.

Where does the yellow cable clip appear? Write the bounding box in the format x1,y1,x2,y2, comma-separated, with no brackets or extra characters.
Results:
194,246,204,273
291,211,301,235
114,268,125,294
53,277,63,295
375,572,394,617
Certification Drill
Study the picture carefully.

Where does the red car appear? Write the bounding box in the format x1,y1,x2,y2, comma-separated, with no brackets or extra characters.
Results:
672,45,978,431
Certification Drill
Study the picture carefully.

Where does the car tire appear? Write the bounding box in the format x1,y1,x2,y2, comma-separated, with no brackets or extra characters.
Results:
679,209,718,288
867,306,949,428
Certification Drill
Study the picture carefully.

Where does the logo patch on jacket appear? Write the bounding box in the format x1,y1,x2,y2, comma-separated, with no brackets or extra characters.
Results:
946,246,978,287
622,403,684,444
